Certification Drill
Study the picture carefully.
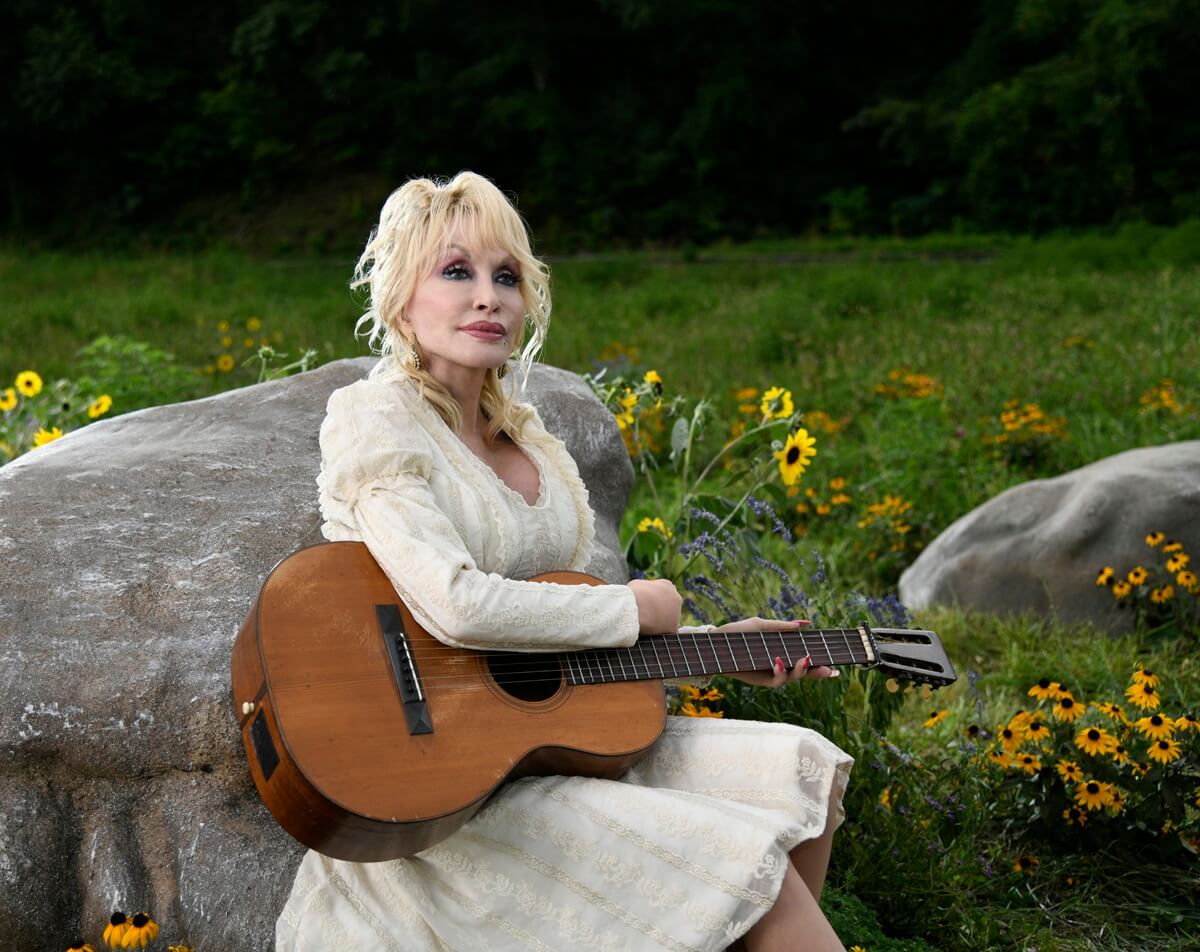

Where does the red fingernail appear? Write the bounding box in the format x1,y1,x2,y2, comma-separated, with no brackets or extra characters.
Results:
775,657,784,671
802,655,812,669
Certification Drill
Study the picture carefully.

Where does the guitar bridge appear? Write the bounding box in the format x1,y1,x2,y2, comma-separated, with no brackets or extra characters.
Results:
377,604,434,735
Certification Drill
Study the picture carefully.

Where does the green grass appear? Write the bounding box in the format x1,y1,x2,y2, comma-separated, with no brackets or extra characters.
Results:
5,227,1200,950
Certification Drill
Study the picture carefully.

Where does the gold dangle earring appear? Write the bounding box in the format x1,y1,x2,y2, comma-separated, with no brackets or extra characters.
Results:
409,338,422,371
496,361,509,379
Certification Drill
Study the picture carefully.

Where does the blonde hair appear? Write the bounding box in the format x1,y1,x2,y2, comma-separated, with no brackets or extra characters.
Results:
351,171,553,447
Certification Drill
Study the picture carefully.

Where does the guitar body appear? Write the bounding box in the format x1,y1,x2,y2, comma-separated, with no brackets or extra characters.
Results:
231,541,666,862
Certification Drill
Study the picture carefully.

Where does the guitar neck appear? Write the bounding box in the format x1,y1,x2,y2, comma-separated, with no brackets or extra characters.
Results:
560,628,873,686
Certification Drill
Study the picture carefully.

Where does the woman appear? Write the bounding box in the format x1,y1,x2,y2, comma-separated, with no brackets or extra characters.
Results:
276,171,853,951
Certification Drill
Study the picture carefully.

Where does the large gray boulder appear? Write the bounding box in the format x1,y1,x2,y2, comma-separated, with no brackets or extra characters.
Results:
899,442,1200,632
0,357,633,952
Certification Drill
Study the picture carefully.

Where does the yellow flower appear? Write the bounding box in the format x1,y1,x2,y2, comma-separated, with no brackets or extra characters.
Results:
0,387,16,412
103,912,130,946
1092,701,1126,722
1177,570,1198,592
1023,718,1050,745
620,387,638,411
221,334,233,347
997,724,1024,751
87,394,113,419
923,710,949,728
1146,531,1166,547
679,702,723,718
1062,805,1087,826
15,370,43,397
217,319,230,332
734,386,758,401
829,477,846,490
121,912,159,948
243,336,255,348
1167,553,1190,573
1111,580,1132,600
879,787,892,810
1095,566,1114,587
1150,585,1174,604
216,354,235,373
1135,714,1175,740
1051,695,1083,721
1163,540,1184,553
849,947,868,952
1056,760,1084,783
987,749,1013,768
1127,566,1149,585
1125,681,1161,710
1110,743,1130,765
774,428,817,486
1013,854,1039,875
67,943,95,952
246,316,263,331
1148,738,1182,765
643,369,663,390
760,386,794,420
1027,678,1064,700
1074,726,1116,756
1015,752,1042,775
1075,780,1112,811
1176,713,1200,733
637,516,673,540
33,426,63,447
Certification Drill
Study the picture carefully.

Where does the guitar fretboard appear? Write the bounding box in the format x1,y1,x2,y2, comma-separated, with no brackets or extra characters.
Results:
560,628,871,686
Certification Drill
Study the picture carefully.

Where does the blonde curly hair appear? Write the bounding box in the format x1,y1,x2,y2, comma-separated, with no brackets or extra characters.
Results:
351,171,553,447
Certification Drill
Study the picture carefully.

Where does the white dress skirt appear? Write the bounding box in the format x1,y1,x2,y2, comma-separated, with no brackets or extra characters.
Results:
275,376,854,950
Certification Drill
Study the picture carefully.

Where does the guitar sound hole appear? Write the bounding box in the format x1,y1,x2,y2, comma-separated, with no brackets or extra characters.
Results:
486,652,563,702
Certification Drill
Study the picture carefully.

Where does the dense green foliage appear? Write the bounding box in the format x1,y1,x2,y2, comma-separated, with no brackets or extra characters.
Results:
4,0,1199,247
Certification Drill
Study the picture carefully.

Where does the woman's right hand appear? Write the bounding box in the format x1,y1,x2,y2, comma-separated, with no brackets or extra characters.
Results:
628,578,682,635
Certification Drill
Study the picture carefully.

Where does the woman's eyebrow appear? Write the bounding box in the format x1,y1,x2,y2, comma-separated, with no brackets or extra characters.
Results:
446,244,518,269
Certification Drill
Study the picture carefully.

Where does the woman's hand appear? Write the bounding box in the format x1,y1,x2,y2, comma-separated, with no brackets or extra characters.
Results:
716,617,840,687
628,578,682,635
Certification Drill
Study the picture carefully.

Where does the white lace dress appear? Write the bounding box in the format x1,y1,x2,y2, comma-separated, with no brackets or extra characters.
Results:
275,375,854,951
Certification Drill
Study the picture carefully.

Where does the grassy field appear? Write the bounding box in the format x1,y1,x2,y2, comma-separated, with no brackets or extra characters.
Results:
4,227,1200,950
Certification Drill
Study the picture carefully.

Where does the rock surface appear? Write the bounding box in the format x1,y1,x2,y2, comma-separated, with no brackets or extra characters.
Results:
899,442,1200,632
0,357,633,951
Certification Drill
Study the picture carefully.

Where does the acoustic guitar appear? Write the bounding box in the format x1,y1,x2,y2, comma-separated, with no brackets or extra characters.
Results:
231,541,956,862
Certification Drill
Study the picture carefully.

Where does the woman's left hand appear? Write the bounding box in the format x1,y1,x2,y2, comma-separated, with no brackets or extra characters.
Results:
715,617,840,688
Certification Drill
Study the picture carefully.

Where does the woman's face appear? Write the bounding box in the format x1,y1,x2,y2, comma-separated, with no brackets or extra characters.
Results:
400,230,524,382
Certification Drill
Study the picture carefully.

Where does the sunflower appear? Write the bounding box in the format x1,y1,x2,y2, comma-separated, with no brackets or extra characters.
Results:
924,710,949,728
1148,738,1183,765
1145,531,1166,547
1112,580,1132,599
1125,681,1161,711
1056,760,1084,783
1013,854,1039,875
1075,780,1111,811
0,387,16,412
1052,695,1083,721
15,370,43,397
1016,752,1042,775
1135,714,1175,741
103,913,130,947
760,386,794,420
774,429,817,486
1075,726,1116,756
1062,805,1088,826
1027,678,1063,699
87,394,113,419
1166,553,1190,573
1095,566,1114,586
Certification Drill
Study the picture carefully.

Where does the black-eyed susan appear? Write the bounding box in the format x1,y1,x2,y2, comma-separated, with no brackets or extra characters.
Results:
1130,760,1151,779
1176,713,1200,734
217,319,230,332
1132,668,1159,686
987,749,1013,768
0,387,16,412
643,369,663,396
1075,780,1111,811
1027,678,1064,700
1016,752,1042,775
1095,566,1114,587
33,426,63,447
1062,805,1087,826
1023,718,1050,745
1110,743,1130,766
774,428,817,486
1148,738,1183,765
1127,566,1149,585
247,316,263,332
1135,713,1175,741
1013,854,1039,875
87,394,113,419
1009,709,1034,730
1167,553,1190,573
1109,788,1126,813
1150,585,1175,604
1125,681,1161,711
1056,760,1084,783
963,723,983,741
1092,701,1126,722
760,386,794,420
67,942,95,952
924,710,949,728
1075,726,1116,756
735,386,758,402
637,516,673,540
216,354,235,372
1112,580,1132,599
15,370,43,397
1164,540,1184,554
121,912,159,947
679,702,723,718
1178,570,1199,592
1052,694,1083,722
1146,531,1166,547
997,724,1024,751
103,912,130,947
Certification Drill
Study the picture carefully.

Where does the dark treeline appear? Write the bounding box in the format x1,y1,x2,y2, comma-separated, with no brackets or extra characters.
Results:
3,0,1198,249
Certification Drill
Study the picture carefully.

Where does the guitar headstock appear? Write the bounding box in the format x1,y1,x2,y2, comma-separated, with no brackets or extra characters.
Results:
864,624,957,687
